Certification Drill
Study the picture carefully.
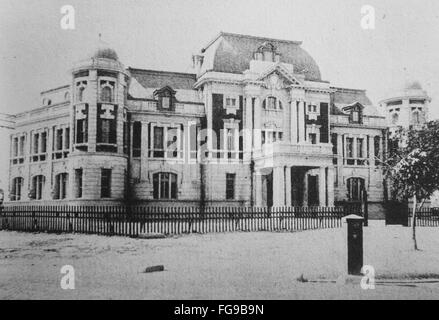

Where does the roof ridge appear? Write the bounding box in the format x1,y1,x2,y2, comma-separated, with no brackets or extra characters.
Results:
330,86,367,93
127,67,196,78
202,31,303,52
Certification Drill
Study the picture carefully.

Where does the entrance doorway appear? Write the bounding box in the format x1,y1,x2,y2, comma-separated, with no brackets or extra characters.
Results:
262,172,273,207
308,175,319,206
347,177,365,201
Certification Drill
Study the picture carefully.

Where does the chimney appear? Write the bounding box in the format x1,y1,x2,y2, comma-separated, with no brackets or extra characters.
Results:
192,54,204,77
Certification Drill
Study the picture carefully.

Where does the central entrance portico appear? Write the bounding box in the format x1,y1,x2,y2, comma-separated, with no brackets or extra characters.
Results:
254,144,334,207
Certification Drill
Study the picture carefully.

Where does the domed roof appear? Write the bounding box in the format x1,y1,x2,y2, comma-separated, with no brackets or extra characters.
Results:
404,80,423,91
93,47,119,60
200,32,322,81
91,35,119,60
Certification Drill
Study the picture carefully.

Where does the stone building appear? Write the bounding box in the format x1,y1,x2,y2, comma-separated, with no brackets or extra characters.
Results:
0,113,14,202
379,81,431,133
6,32,388,207
379,81,434,205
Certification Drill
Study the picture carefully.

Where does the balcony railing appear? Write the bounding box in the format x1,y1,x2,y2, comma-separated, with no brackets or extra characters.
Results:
331,115,387,127
255,142,333,158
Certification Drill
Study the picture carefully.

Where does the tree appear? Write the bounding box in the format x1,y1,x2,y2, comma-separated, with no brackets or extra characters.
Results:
386,120,439,250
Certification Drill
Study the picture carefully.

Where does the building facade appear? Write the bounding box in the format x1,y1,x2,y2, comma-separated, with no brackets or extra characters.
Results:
379,81,431,133
379,81,433,205
0,113,14,202
6,33,388,207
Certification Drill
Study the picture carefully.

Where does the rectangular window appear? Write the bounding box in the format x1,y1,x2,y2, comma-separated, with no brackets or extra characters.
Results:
76,119,86,143
331,134,338,155
123,121,129,155
162,97,170,109
346,137,354,159
374,136,381,164
13,137,18,157
357,138,364,158
331,133,338,164
226,129,234,158
75,169,83,198
19,136,25,157
97,105,117,152
33,133,39,154
226,173,236,200
190,124,198,159
153,127,164,158
167,127,179,158
132,121,142,157
101,119,112,143
226,98,236,107
352,111,359,123
41,132,47,153
65,128,70,150
100,169,112,198
309,133,317,145
56,129,63,151
53,128,70,159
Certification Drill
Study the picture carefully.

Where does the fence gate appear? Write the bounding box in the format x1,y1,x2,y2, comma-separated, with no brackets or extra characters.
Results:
384,201,409,226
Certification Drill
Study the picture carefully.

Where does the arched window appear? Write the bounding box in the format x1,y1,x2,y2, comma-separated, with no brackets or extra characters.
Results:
262,96,282,110
412,111,420,125
101,86,113,102
54,173,68,200
11,177,24,201
31,175,45,200
78,86,85,102
153,172,177,199
64,92,70,101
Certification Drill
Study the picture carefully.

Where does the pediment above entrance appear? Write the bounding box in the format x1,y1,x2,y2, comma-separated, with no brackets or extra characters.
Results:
257,65,302,90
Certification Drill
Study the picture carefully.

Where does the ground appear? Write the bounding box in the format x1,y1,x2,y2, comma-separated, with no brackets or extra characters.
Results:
1,221,439,299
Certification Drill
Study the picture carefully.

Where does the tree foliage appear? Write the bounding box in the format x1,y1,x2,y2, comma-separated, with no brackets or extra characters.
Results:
387,120,439,250
387,120,439,201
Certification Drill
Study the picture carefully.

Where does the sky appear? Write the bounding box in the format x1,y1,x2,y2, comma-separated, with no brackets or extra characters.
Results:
1,0,439,119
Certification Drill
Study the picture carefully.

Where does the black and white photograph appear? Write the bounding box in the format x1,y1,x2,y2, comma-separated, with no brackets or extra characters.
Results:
1,0,439,304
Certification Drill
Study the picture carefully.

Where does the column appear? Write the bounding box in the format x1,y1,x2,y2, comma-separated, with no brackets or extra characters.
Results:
69,101,75,151
298,100,306,143
343,134,347,165
184,122,190,163
319,167,327,207
327,166,335,206
205,86,213,157
243,96,253,160
273,166,285,207
378,136,383,163
234,126,239,160
255,170,263,206
285,166,292,207
254,97,262,149
88,70,98,153
290,100,298,143
46,128,54,200
116,106,124,154
362,135,367,161
368,135,375,166
303,171,308,206
352,136,357,165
